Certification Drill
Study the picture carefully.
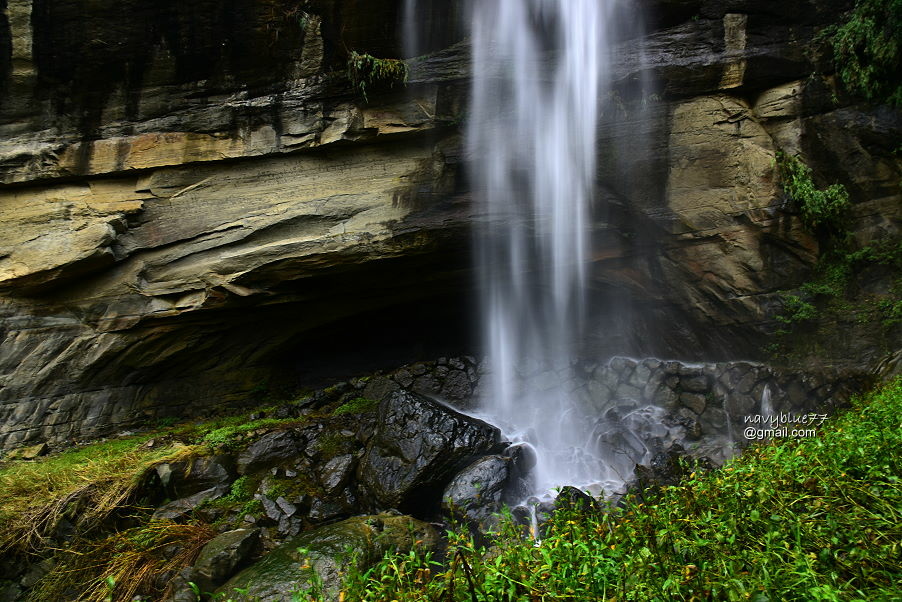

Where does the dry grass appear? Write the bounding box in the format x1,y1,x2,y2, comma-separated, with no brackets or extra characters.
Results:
28,521,216,602
0,435,204,556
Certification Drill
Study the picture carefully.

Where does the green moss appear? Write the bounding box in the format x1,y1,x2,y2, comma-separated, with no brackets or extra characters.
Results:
823,0,902,106
332,397,379,416
346,51,408,102
201,417,306,451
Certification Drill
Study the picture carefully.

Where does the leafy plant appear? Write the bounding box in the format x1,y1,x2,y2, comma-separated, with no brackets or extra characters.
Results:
776,151,851,237
346,51,409,101
328,379,902,600
823,0,902,106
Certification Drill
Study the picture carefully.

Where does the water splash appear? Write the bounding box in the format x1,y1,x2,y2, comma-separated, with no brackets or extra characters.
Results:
468,0,620,496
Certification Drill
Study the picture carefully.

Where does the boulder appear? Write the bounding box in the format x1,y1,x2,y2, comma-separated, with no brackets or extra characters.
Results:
237,431,304,475
216,515,439,602
157,454,237,498
441,455,512,527
358,391,502,513
152,486,229,522
179,528,261,596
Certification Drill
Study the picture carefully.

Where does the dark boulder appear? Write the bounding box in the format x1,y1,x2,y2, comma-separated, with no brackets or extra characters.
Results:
167,528,261,599
156,454,237,499
358,391,502,514
554,486,599,512
237,431,304,475
441,455,512,527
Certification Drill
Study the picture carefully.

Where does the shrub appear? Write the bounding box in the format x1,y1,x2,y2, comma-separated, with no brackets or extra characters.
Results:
776,151,851,237
825,0,902,106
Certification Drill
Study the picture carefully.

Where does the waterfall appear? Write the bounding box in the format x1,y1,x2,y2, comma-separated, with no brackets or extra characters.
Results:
468,0,619,497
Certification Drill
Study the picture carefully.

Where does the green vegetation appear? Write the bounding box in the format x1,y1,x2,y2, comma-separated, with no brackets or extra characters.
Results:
201,415,306,451
777,152,850,237
823,0,902,106
771,153,900,348
347,51,409,101
331,379,902,601
332,396,379,416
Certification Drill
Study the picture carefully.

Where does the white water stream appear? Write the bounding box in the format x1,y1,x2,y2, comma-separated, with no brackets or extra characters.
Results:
468,0,622,497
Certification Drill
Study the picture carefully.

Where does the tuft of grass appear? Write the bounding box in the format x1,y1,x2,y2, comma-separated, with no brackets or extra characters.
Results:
0,436,202,556
332,379,902,601
28,521,215,602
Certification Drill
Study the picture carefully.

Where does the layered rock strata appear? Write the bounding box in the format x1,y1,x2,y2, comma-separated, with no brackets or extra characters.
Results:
0,0,898,448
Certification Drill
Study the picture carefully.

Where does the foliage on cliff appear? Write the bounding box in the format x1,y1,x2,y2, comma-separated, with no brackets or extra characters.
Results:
776,152,850,238
771,153,900,353
347,51,408,101
335,379,902,601
825,0,902,106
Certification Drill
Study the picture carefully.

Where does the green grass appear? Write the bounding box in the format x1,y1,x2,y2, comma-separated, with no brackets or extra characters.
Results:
332,379,902,601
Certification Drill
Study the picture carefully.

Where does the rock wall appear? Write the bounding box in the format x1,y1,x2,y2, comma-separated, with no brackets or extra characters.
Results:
0,0,899,449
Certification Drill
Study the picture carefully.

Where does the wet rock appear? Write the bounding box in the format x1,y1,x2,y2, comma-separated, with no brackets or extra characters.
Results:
554,486,598,512
358,391,501,512
319,454,356,495
361,377,402,403
152,486,230,521
276,497,297,517
19,558,54,589
160,455,237,498
440,369,473,400
628,444,714,495
680,392,707,414
309,489,358,522
237,431,303,475
217,515,439,601
666,408,702,440
698,406,729,433
185,528,261,594
680,374,709,393
260,496,282,523
442,455,513,527
0,581,23,602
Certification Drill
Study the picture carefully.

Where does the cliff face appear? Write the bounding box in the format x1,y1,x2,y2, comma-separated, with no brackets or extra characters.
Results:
0,0,898,449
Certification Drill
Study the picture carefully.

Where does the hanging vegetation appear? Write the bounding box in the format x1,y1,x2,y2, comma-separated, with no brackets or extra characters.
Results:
346,51,409,102
823,0,902,106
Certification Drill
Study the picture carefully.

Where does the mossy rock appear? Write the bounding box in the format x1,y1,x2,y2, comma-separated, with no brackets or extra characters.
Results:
215,514,439,601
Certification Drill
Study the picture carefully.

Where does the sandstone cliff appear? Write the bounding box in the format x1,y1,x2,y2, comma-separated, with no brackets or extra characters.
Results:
0,0,898,449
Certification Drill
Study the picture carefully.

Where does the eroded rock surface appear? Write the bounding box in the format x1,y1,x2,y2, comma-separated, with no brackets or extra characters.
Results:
0,0,898,449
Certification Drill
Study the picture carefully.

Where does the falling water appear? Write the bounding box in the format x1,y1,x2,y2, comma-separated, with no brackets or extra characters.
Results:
468,0,620,496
